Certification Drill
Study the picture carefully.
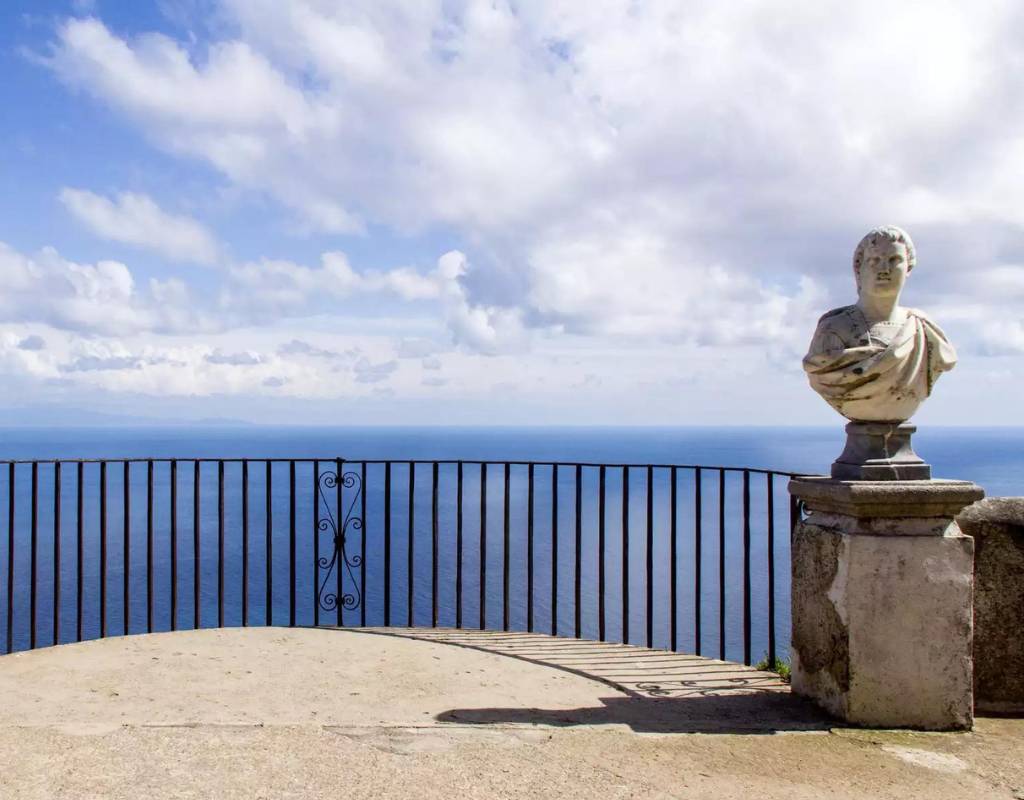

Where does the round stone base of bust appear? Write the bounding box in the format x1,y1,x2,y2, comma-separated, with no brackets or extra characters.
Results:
831,422,931,481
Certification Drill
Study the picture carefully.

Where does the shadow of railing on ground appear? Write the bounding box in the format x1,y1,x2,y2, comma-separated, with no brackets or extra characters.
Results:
339,627,831,735
436,692,829,734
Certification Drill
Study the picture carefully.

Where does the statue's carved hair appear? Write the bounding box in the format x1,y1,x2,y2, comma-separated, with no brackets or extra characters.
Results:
853,225,916,288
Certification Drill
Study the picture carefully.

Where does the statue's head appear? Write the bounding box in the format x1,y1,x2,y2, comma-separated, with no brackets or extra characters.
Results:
852,225,916,299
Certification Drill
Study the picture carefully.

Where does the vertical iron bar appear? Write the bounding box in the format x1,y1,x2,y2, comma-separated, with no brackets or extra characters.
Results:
194,462,200,630
598,465,606,642
551,464,558,636
242,460,249,627
407,463,415,626
335,458,342,628
694,467,703,656
646,465,654,649
99,461,106,639
314,460,320,628
622,466,629,645
123,462,130,636
265,461,272,626
526,463,534,633
289,460,296,627
219,460,225,629
767,472,777,669
384,462,391,626
743,469,751,665
77,463,83,642
171,459,177,631
789,488,802,671
670,466,678,652
52,462,61,645
574,464,582,640
718,469,726,661
503,462,510,633
30,462,37,649
6,464,13,652
187,460,196,630
146,460,153,633
360,461,367,628
432,462,439,628
456,461,463,629
479,463,487,630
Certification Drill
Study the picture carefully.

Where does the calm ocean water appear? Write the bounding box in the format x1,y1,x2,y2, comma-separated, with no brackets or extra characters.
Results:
1,426,1021,661
1,425,1021,491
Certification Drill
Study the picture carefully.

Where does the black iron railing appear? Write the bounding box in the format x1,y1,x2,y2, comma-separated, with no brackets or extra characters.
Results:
0,459,799,666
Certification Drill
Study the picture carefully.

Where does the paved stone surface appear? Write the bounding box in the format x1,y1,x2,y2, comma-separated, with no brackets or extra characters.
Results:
1,627,1022,799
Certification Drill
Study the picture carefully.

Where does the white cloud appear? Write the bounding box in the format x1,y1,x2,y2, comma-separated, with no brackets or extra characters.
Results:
43,3,1024,350
0,237,520,369
395,337,437,359
436,250,525,353
205,349,264,366
14,2,1023,421
278,339,353,361
0,241,206,336
47,17,355,233
977,321,1024,356
223,251,440,314
353,357,398,384
60,188,220,265
222,247,523,354
17,335,46,351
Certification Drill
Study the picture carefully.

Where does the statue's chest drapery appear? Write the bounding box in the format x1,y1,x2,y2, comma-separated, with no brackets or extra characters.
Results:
803,306,957,422
862,320,903,349
818,309,906,353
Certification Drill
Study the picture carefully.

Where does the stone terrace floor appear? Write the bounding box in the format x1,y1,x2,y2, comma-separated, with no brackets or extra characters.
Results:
0,627,1022,799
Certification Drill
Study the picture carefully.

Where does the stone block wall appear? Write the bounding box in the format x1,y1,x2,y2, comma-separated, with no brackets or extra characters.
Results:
957,498,1024,714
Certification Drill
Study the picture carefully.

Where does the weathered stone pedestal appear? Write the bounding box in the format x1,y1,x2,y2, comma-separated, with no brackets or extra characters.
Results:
788,477,984,730
831,422,931,480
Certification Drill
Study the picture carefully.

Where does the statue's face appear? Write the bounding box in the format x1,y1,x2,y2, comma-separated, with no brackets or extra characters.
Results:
857,239,909,298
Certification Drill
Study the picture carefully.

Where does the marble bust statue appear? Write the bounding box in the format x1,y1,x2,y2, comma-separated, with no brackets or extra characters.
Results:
803,225,957,423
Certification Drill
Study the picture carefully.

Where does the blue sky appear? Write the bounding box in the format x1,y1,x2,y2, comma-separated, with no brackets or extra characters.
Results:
0,1,1021,425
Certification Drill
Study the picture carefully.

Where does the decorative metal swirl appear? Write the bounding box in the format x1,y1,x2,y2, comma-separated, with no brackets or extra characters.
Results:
316,467,363,614
634,676,780,698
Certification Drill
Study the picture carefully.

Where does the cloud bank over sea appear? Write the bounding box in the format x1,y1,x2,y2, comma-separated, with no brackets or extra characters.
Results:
1,1,1021,424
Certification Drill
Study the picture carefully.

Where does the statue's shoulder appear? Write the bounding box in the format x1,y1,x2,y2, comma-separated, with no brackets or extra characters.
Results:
903,307,933,322
815,305,856,327
904,307,952,341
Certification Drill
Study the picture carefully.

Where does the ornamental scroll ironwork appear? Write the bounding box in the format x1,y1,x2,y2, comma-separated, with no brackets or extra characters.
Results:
634,677,783,698
316,467,363,614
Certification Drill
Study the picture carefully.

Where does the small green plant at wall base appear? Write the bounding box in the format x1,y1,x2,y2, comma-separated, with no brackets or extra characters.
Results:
754,655,791,683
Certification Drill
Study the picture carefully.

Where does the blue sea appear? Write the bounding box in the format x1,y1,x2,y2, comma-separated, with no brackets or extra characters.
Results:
1,426,1021,661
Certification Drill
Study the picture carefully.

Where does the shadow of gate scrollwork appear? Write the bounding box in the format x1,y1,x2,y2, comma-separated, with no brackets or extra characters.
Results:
316,466,363,615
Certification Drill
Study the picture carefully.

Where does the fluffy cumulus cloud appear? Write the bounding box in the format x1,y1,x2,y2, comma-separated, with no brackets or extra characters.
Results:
45,4,1024,317
0,241,205,336
223,251,440,315
3,0,1019,420
219,248,523,355
60,188,220,265
17,335,46,351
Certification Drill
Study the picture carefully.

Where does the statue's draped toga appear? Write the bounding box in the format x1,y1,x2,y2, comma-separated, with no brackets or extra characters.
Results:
803,305,957,422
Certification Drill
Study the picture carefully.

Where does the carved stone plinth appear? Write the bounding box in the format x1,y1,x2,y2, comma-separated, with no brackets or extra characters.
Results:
831,422,930,481
788,477,984,730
